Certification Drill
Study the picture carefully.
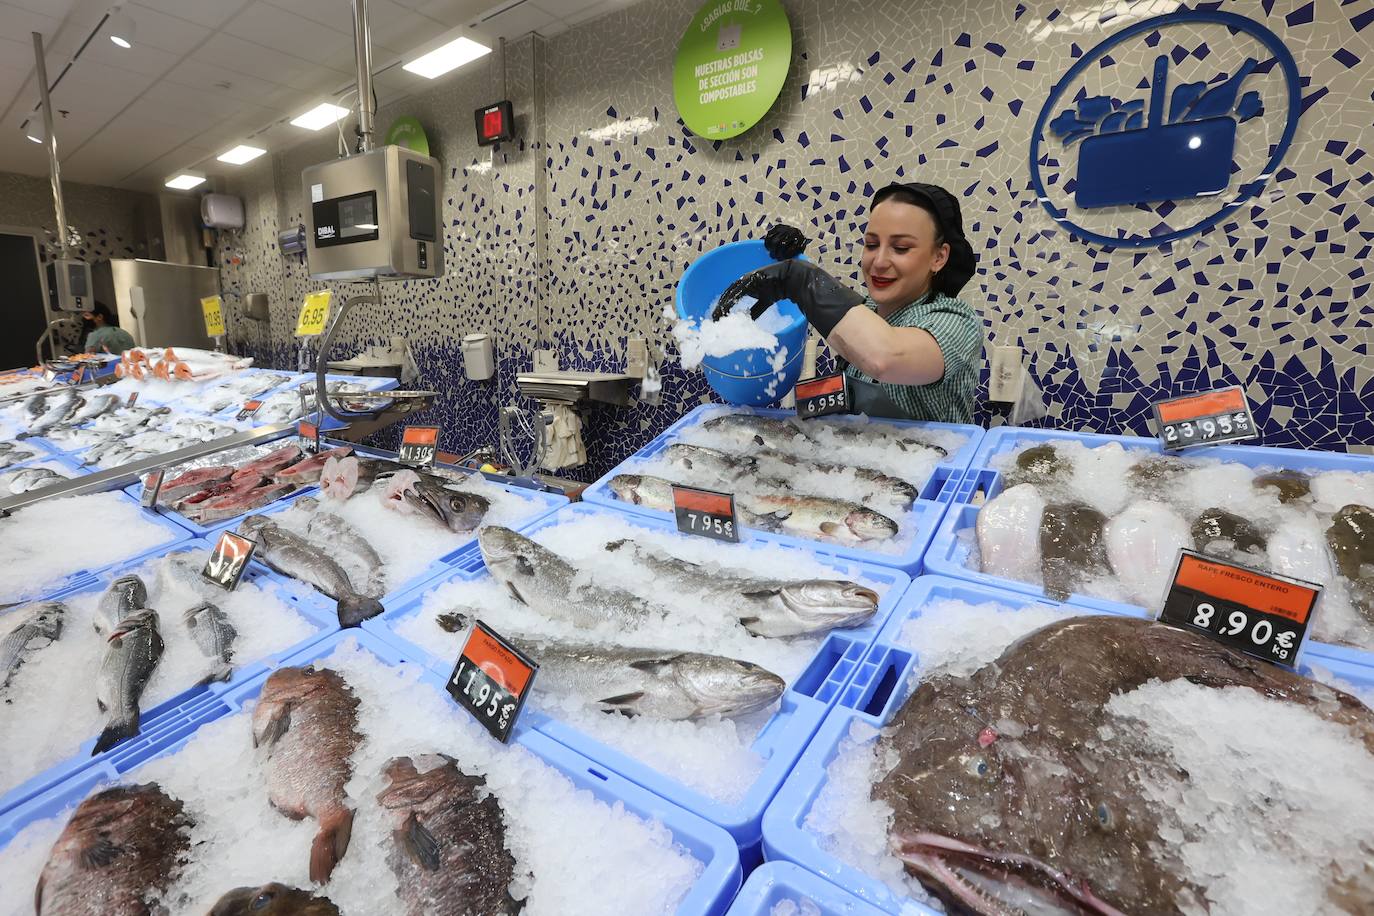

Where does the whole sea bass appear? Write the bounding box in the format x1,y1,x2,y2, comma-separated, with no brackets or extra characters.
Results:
438,610,786,718
291,497,387,598
94,608,164,753
0,600,64,692
238,515,384,626
477,526,654,628
253,666,362,884
376,755,523,916
874,615,1374,915
35,783,191,916
183,601,237,684
603,538,879,637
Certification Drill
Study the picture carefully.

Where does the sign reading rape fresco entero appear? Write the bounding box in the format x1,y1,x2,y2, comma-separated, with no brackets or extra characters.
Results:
673,0,791,140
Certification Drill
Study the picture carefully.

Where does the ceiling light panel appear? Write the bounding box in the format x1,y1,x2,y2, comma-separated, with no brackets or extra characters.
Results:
290,102,350,130
403,35,491,79
217,144,266,164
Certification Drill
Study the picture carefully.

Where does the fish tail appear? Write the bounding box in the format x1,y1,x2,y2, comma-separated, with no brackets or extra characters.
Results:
196,663,235,686
337,594,384,628
92,711,140,755
309,808,355,884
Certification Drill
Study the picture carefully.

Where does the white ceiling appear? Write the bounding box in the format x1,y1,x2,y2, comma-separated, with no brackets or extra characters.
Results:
0,0,632,191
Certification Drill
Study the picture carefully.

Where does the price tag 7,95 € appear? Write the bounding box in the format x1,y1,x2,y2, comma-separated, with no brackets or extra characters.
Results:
1158,550,1320,668
446,620,537,743
1154,385,1257,450
295,290,333,337
672,484,740,543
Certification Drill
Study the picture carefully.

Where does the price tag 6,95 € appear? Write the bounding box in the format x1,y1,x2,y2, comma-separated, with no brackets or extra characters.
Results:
1158,550,1320,668
446,621,537,743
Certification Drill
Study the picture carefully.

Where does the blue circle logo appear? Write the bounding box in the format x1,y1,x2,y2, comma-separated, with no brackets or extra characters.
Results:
1029,10,1301,248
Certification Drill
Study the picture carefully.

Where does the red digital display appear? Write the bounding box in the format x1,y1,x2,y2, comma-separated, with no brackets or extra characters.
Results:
475,100,514,146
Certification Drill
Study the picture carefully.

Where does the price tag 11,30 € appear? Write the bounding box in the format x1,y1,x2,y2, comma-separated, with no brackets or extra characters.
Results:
1154,386,1257,450
1158,550,1320,669
398,425,440,467
672,484,740,543
201,531,257,592
446,620,537,743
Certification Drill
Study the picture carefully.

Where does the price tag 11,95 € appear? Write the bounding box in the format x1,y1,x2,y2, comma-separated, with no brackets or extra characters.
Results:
446,620,537,743
1158,550,1320,668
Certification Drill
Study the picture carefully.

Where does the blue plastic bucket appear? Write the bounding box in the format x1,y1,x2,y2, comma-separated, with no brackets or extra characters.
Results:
676,240,809,405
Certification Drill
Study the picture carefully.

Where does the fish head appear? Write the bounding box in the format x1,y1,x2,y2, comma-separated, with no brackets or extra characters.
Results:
763,580,880,630
643,654,785,717
32,601,66,636
108,574,148,607
377,753,465,809
843,508,899,542
208,882,339,916
108,608,159,640
608,474,644,504
404,480,490,532
477,527,544,602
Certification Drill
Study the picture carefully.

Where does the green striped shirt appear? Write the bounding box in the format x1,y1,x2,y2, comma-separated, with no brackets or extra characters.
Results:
840,291,982,424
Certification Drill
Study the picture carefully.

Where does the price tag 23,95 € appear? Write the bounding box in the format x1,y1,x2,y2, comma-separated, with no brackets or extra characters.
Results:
1154,386,1257,450
1159,550,1320,668
672,484,740,543
446,620,537,743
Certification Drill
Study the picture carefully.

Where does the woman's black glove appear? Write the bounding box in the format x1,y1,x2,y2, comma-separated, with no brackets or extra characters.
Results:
711,259,864,337
763,224,809,261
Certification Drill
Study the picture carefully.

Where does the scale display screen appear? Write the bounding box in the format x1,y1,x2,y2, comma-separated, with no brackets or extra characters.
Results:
312,190,380,248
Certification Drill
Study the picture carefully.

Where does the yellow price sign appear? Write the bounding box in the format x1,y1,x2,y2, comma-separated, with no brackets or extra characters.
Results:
296,290,333,337
200,296,225,337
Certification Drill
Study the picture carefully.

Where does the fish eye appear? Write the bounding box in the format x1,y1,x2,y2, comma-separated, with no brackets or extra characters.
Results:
251,890,274,910
965,756,991,778
1095,803,1113,829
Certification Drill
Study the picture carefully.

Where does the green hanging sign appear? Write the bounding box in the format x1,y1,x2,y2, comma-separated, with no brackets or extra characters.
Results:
384,115,431,156
673,0,791,140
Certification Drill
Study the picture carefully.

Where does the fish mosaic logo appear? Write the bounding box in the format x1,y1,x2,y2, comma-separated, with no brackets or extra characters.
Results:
1029,10,1301,247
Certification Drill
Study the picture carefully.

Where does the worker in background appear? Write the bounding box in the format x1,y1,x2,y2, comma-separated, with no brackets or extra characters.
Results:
714,182,982,423
82,302,136,355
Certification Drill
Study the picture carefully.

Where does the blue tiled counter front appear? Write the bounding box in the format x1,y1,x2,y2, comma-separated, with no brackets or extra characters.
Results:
0,630,743,916
582,404,984,574
362,502,912,864
926,425,1374,670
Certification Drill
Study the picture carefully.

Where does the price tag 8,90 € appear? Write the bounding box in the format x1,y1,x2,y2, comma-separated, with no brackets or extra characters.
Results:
298,420,320,454
795,372,849,419
295,290,333,337
1158,550,1320,668
200,295,225,338
1154,386,1257,450
201,531,257,592
446,620,537,743
398,425,440,467
672,484,740,543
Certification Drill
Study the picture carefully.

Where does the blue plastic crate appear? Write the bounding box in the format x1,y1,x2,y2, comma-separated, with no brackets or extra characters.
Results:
927,425,1374,670
581,404,983,574
0,629,743,916
211,372,402,431
0,543,338,818
0,488,191,605
726,861,889,916
363,501,910,861
763,575,1374,914
0,452,89,491
198,461,568,610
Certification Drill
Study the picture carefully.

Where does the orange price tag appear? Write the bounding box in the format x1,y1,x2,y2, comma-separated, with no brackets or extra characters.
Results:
398,425,440,467
447,620,538,743
1159,550,1320,667
672,484,739,542
1154,386,1256,449
201,531,257,591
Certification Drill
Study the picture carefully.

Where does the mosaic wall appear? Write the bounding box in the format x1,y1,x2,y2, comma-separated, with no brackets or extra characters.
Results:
220,0,1374,479
0,170,157,263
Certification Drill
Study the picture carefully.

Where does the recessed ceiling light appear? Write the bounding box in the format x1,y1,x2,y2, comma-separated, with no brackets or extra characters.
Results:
290,102,350,131
217,144,267,165
165,172,206,190
403,34,491,79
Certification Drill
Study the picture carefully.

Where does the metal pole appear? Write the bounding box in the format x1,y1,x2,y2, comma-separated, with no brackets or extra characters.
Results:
351,0,374,152
32,32,70,260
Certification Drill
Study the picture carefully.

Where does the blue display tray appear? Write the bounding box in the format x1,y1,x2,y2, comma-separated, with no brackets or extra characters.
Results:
762,574,1374,914
925,425,1374,670
0,542,338,818
363,501,911,862
0,630,743,916
580,404,984,574
726,861,888,916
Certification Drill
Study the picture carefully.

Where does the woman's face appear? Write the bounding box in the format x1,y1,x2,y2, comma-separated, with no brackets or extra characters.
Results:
861,200,950,308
